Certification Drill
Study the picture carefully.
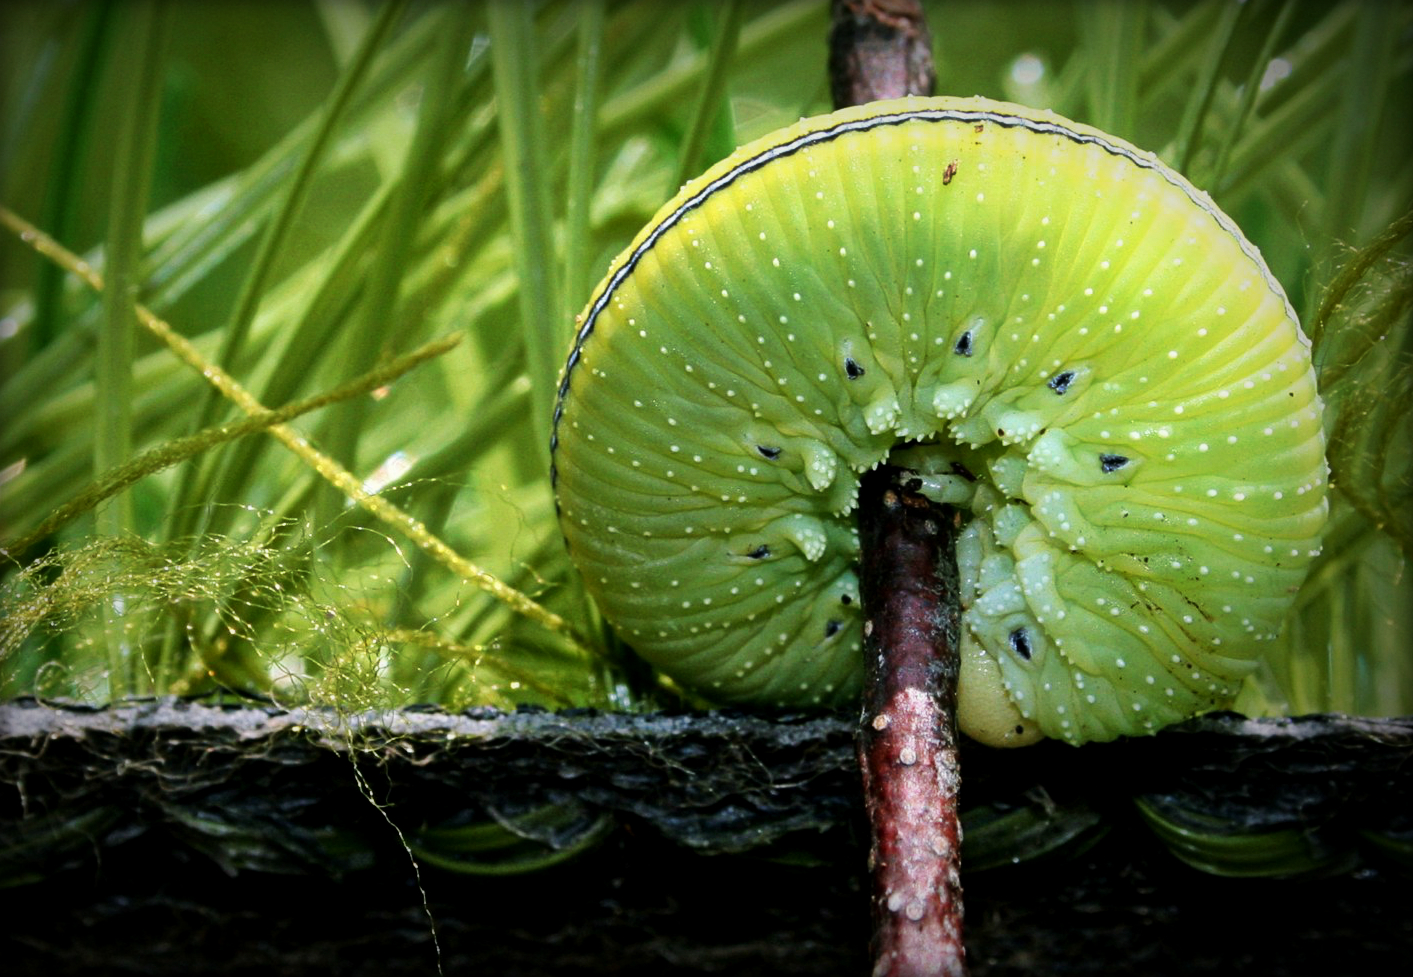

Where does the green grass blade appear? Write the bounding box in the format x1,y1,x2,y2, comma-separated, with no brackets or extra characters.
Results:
94,0,173,696
30,1,115,353
316,4,480,521
185,180,399,539
169,0,409,546
1316,0,1402,277
1171,0,1245,178
562,0,606,323
3,0,1408,720
1138,0,1222,98
1079,0,1146,137
598,0,822,139
1208,0,1299,190
3,334,458,560
139,13,441,307
489,0,562,474
96,0,171,540
204,0,407,420
673,0,744,191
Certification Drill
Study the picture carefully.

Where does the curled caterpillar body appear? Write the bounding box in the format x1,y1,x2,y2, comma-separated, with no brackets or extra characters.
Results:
551,96,1328,746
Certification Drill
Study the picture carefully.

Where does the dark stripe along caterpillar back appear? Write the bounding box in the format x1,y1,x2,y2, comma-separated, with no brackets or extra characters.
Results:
552,96,1327,746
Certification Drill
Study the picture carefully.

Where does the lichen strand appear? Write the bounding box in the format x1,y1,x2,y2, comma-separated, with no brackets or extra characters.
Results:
552,96,1328,745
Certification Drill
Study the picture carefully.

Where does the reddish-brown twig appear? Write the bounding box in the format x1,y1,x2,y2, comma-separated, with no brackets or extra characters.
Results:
856,468,967,977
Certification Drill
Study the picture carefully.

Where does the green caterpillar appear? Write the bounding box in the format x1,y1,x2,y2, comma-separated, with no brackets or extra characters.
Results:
551,96,1328,746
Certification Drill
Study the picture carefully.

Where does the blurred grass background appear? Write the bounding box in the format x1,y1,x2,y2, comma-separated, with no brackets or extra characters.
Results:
1,0,1409,722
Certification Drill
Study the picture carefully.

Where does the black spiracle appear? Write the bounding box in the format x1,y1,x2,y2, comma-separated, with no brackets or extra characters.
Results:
746,544,770,559
1008,627,1033,660
953,331,973,356
757,445,782,460
844,357,865,379
1048,370,1075,394
1100,453,1130,473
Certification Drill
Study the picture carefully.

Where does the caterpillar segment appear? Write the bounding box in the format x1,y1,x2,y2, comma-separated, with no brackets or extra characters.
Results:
552,96,1328,746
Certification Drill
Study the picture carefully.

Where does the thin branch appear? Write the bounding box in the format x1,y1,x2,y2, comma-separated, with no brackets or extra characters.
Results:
856,469,966,977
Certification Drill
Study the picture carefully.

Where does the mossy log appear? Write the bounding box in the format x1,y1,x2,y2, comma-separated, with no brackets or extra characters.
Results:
2,700,1410,976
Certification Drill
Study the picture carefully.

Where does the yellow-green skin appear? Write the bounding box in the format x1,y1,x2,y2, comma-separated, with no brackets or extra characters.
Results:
551,96,1328,746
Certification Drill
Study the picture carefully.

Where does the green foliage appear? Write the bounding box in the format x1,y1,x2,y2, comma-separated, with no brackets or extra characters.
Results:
1,0,1409,719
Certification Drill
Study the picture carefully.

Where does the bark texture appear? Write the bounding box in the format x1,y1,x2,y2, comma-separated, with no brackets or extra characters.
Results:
830,8,958,974
856,469,967,977
829,0,936,107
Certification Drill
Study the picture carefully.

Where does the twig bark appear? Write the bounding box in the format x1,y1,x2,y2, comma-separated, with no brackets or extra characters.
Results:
856,468,967,977
828,0,935,107
829,5,960,975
